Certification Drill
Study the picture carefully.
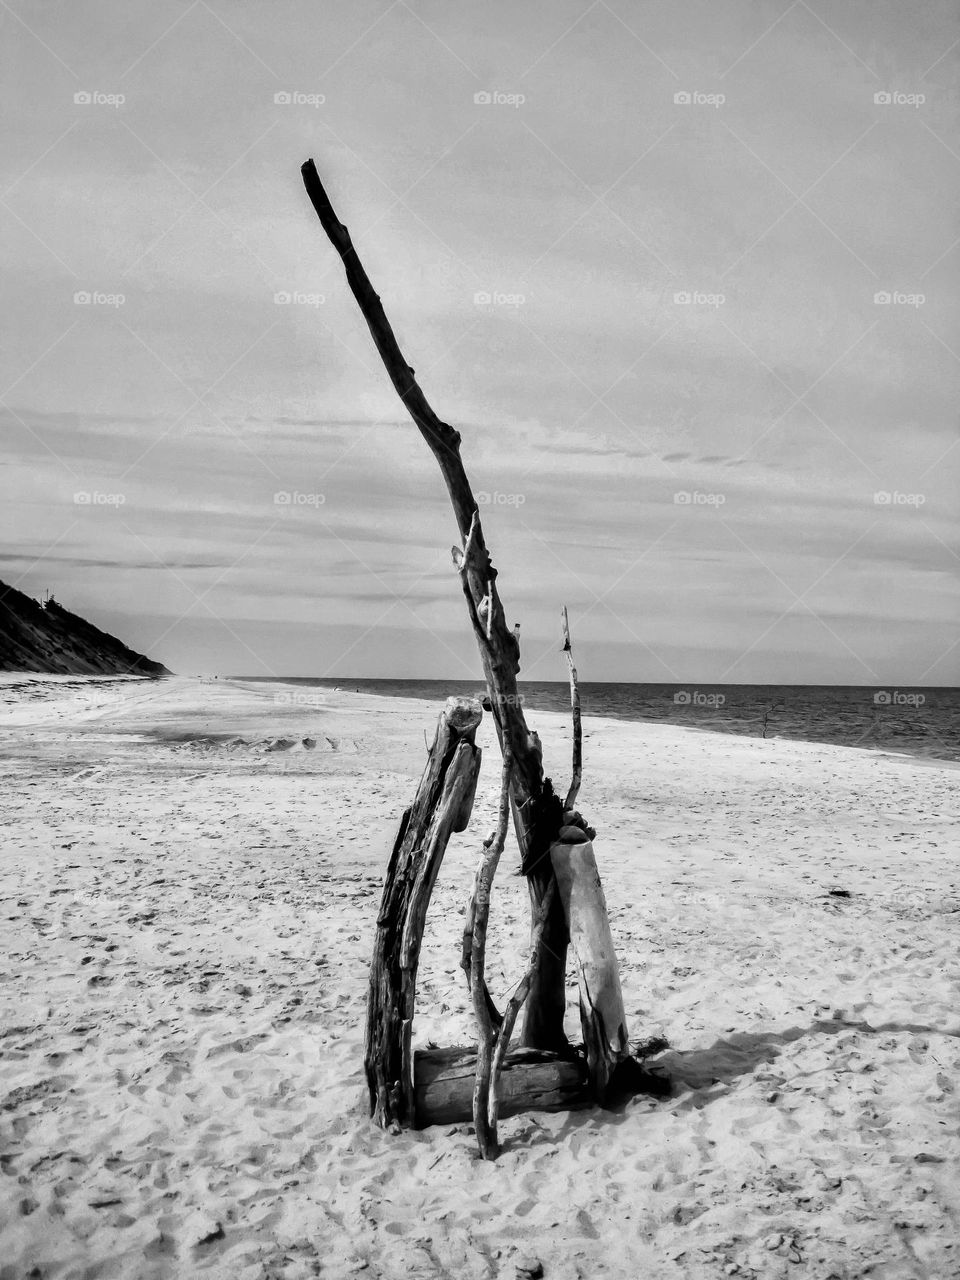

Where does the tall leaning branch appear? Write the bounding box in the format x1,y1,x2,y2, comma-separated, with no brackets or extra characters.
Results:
301,157,570,1052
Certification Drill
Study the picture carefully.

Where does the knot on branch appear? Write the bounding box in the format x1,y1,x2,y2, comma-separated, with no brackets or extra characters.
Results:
560,809,597,842
522,777,565,876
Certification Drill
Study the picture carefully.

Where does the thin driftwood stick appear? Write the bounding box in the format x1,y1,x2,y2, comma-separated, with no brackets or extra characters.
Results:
487,879,557,1144
561,605,582,811
469,746,513,1160
460,899,507,1030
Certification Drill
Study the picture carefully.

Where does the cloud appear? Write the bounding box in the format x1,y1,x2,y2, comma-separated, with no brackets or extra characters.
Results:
1,1,957,679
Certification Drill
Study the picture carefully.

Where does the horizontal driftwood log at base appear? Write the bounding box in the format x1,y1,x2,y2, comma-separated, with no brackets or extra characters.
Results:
414,1045,591,1127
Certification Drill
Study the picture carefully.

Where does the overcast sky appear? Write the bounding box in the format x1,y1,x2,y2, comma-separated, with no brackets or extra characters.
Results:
2,0,957,683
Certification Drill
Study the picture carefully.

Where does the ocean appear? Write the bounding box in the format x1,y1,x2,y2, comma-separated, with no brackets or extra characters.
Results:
243,679,960,763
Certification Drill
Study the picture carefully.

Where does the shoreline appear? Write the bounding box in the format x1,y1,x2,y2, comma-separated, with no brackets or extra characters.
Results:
4,669,955,769
236,673,960,766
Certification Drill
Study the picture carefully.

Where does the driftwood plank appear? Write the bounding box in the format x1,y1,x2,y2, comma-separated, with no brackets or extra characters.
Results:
550,833,630,1101
364,696,482,1129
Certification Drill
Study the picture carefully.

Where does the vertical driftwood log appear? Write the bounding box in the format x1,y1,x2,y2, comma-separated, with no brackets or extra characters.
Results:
364,696,482,1129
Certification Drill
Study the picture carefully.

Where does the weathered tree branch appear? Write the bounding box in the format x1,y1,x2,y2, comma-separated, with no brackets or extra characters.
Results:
302,158,571,1050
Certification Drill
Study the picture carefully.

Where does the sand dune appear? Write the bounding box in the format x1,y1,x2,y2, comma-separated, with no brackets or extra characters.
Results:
1,676,958,1279
0,580,169,676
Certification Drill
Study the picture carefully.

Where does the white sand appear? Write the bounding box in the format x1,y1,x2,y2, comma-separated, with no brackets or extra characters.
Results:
1,675,958,1279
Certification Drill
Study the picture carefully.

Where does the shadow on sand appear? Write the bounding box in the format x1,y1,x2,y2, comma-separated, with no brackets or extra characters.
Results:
511,1016,959,1148
656,1016,960,1095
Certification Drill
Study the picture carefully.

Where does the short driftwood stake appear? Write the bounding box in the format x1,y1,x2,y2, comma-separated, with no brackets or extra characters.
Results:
364,696,482,1130
550,826,629,1101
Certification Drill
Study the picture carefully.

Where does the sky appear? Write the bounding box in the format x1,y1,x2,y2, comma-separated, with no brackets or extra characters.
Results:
1,0,958,683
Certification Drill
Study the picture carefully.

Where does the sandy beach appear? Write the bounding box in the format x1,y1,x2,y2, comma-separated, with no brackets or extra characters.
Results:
1,675,958,1279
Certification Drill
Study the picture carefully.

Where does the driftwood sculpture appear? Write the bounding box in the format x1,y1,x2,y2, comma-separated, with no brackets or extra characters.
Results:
301,159,652,1156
